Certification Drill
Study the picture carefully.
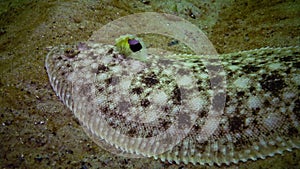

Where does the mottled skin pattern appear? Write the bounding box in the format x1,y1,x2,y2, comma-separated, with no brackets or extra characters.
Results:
45,40,300,166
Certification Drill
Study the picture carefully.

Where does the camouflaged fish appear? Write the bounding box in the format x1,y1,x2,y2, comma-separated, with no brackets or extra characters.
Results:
45,34,300,166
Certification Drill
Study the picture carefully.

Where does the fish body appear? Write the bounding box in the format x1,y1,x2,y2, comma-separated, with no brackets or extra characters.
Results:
45,40,300,166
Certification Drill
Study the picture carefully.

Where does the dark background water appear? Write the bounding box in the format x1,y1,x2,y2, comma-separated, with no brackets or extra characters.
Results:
0,0,299,168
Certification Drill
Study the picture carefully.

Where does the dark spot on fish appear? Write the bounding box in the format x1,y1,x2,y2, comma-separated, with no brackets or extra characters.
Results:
285,67,292,74
193,124,201,131
280,56,294,62
249,86,255,93
237,91,245,97
293,62,300,68
196,80,204,91
172,86,181,105
233,135,249,150
145,130,154,138
101,106,108,113
263,100,271,107
229,116,244,132
227,71,234,77
259,60,268,65
231,61,239,65
142,73,159,87
260,73,286,94
105,77,113,85
107,48,113,54
190,59,201,64
264,129,273,137
110,77,119,86
287,127,299,136
131,87,143,95
242,65,260,73
64,48,80,58
225,94,231,102
97,87,104,92
251,119,259,126
195,141,208,153
163,106,170,112
127,128,137,137
250,109,258,116
160,120,171,130
199,110,208,118
141,99,150,107
112,53,120,58
97,64,109,73
262,50,274,56
293,99,300,121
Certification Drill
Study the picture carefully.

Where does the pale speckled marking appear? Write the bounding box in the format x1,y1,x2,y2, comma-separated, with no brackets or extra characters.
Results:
45,41,300,166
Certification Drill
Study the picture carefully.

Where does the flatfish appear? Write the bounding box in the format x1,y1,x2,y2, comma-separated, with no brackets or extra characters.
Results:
45,34,300,165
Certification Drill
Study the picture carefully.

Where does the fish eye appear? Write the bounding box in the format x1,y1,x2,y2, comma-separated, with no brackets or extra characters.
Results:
128,39,142,52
